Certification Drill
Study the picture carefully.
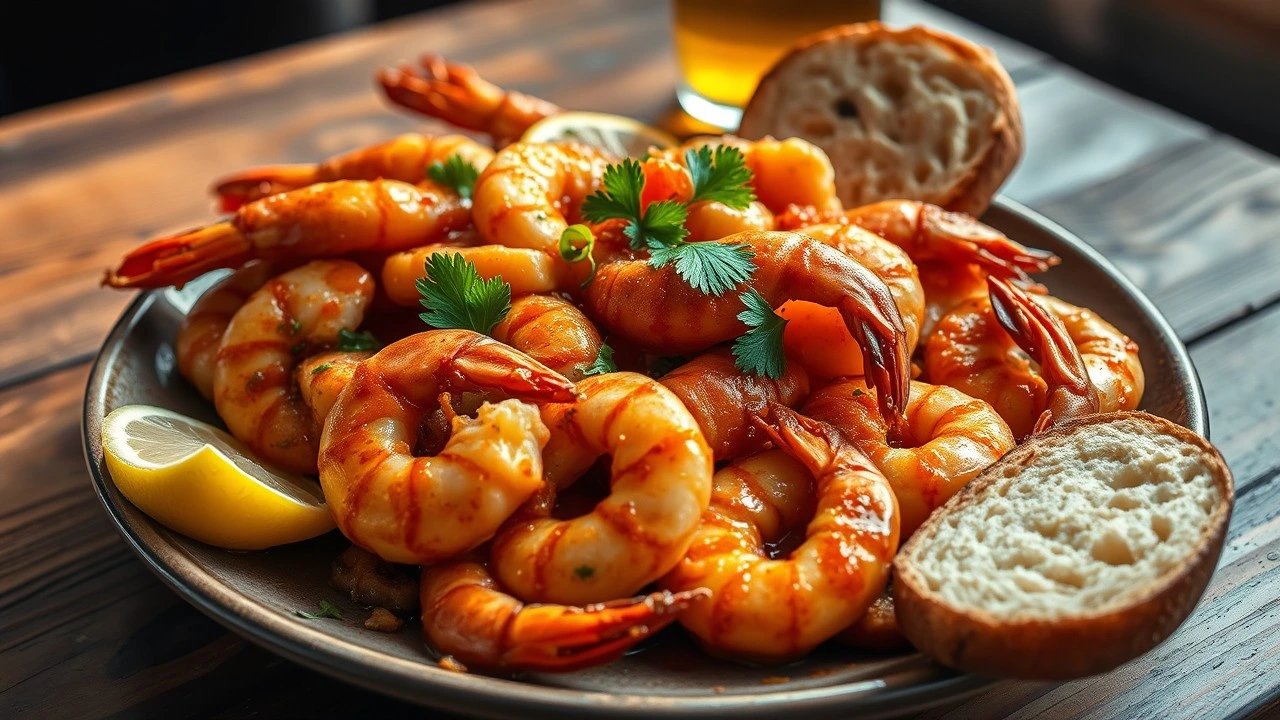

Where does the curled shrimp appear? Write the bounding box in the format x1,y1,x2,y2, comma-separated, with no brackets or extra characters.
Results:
175,262,275,399
382,244,571,306
213,260,375,474
212,134,495,211
803,378,1015,538
491,295,603,381
659,347,811,461
584,230,910,437
471,141,611,255
661,404,899,663
296,351,371,426
916,260,991,342
104,179,472,289
420,556,708,672
378,55,561,147
319,329,578,564
489,372,713,605
779,223,924,378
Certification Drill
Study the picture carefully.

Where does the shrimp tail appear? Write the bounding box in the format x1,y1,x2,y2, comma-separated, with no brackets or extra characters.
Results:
212,165,320,212
987,276,1100,432
452,341,580,403
102,223,252,289
924,205,1060,282
499,588,710,671
752,403,843,474
837,296,911,442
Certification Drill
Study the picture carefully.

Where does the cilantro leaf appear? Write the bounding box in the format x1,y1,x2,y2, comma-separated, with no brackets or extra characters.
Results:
427,155,480,199
582,343,618,376
647,241,756,296
732,289,788,379
686,145,756,209
416,253,511,335
637,200,689,250
295,599,344,620
337,328,379,352
559,224,598,287
581,159,644,225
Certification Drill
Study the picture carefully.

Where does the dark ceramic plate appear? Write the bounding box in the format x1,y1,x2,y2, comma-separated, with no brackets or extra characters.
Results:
83,198,1207,719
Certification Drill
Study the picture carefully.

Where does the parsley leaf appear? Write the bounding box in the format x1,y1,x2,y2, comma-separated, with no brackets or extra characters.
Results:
427,155,480,199
337,328,379,352
732,289,788,380
582,343,617,376
686,145,755,209
559,224,598,287
581,159,645,226
295,600,344,620
417,253,511,335
648,240,755,296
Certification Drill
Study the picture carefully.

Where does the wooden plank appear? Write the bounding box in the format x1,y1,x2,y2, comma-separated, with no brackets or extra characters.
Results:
923,302,1280,719
1029,137,1280,341
1000,66,1209,205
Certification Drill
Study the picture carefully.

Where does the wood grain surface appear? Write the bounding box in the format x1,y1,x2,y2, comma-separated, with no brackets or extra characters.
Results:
1,0,1278,718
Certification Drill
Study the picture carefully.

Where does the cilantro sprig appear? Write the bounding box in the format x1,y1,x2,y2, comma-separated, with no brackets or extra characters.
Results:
582,343,618,376
427,155,480,199
337,328,379,352
417,253,511,335
570,149,758,296
731,290,788,380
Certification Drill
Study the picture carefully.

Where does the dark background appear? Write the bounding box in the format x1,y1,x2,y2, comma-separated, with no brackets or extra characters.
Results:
2,0,1277,155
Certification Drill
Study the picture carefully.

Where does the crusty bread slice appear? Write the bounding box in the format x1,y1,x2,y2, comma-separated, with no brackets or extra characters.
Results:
893,411,1232,680
739,23,1022,216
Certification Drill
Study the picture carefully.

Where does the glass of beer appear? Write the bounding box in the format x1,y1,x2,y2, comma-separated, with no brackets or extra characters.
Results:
672,0,881,128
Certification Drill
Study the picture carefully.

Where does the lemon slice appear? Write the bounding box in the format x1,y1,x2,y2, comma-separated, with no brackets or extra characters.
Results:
521,111,678,158
101,404,335,550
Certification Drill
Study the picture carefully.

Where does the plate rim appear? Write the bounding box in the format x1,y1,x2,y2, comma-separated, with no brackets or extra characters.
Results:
80,197,1207,718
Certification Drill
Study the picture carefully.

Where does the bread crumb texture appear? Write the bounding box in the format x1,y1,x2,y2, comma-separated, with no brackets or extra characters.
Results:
914,417,1222,619
747,34,998,207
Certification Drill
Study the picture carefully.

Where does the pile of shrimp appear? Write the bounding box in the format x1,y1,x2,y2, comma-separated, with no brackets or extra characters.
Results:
102,57,1144,674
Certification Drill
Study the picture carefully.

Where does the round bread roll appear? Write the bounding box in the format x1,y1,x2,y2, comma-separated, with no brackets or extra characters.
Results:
740,23,1023,216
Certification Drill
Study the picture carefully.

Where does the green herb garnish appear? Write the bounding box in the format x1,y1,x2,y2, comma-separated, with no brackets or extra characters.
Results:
416,253,511,335
731,289,788,380
337,328,379,352
294,600,344,620
427,154,480,199
686,145,755,208
582,343,618,376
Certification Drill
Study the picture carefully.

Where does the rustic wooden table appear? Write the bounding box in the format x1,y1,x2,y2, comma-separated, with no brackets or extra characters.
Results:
2,0,1277,717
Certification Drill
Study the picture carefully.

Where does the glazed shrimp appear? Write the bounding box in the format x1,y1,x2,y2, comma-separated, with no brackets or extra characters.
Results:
175,262,275,399
378,55,561,147
213,260,375,474
661,405,899,663
779,223,924,378
491,295,603,381
489,372,713,605
471,141,611,254
916,260,990,342
212,134,495,210
296,351,371,426
803,378,1015,538
319,330,578,564
104,179,472,289
584,230,910,437
419,556,708,672
382,244,569,305
923,277,1138,438
659,347,810,461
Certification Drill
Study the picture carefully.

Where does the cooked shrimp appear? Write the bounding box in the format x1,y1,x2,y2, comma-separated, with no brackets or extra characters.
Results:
471,141,612,254
924,278,1139,438
659,347,810,461
420,556,707,672
213,260,375,474
779,223,924,378
803,378,1014,538
489,372,713,605
378,55,561,147
916,260,990,342
212,134,495,211
651,136,843,215
319,329,577,564
382,244,569,306
584,230,910,437
661,404,899,662
104,179,472,289
296,351,371,426
175,262,275,399
684,200,775,242
491,295,603,381
839,589,910,652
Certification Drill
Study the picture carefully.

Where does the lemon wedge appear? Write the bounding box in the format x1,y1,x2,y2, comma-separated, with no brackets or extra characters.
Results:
101,404,334,550
521,111,678,158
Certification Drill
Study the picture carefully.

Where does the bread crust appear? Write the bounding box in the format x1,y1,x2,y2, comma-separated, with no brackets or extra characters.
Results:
893,411,1233,680
740,22,1023,216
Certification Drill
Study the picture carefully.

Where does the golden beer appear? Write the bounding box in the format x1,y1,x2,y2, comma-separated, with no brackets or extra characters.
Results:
672,0,881,126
